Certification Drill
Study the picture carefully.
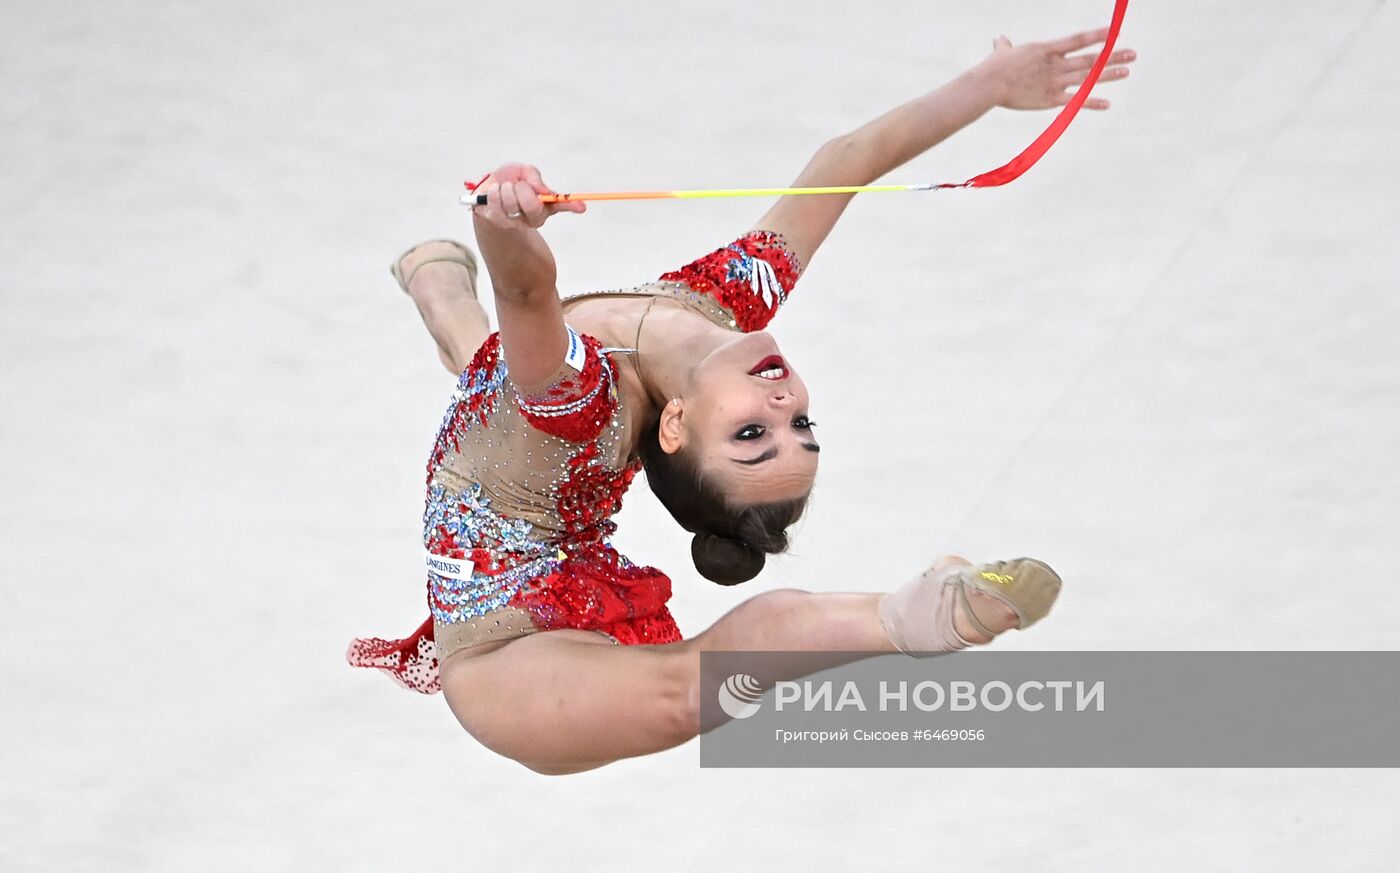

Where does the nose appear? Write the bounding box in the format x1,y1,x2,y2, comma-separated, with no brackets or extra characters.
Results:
768,389,795,407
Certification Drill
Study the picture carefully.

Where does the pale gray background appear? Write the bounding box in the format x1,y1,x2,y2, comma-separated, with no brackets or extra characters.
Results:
3,0,1397,870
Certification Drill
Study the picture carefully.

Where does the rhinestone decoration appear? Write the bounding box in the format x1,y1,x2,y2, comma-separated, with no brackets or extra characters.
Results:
348,231,802,693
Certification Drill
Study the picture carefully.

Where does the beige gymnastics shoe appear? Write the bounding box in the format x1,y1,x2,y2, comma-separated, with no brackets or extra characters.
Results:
390,239,479,298
953,557,1062,638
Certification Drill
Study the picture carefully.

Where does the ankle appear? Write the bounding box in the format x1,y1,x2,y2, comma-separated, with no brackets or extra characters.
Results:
878,564,973,656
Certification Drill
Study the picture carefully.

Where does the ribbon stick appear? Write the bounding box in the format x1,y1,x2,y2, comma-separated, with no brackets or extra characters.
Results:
461,0,1128,207
461,183,938,206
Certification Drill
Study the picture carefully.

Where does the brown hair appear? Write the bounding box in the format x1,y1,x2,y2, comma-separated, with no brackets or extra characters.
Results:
639,423,809,584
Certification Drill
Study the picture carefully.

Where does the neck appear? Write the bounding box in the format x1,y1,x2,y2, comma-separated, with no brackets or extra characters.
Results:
636,303,731,406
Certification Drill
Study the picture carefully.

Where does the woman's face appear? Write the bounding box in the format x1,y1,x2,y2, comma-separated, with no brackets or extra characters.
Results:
659,331,819,504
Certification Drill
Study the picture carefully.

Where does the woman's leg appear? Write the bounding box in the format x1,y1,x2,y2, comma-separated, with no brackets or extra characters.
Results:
440,556,1020,775
397,242,492,375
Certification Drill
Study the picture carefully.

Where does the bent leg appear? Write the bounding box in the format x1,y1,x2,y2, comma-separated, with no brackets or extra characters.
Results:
441,629,698,775
440,557,1023,774
397,242,492,374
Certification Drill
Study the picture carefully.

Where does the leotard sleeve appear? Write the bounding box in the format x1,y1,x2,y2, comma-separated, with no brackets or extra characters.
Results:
658,230,803,332
513,327,619,443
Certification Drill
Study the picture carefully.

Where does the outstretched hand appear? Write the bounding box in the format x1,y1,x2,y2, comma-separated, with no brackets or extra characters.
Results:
471,162,586,231
980,27,1135,111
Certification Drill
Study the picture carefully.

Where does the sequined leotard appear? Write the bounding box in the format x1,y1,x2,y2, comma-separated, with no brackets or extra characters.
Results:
347,230,802,693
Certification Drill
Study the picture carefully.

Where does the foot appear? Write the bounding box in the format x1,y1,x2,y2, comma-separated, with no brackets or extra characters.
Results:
393,241,487,373
396,240,477,303
932,555,1020,645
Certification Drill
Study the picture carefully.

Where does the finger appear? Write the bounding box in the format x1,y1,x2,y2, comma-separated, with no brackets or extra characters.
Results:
1056,92,1111,111
1062,47,1135,73
552,197,587,215
482,181,502,215
474,182,504,224
522,164,552,195
498,181,523,220
513,180,547,226
1058,65,1129,91
1047,26,1110,55
519,164,584,216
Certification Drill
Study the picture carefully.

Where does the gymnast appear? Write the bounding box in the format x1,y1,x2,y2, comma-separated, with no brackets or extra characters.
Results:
349,26,1134,774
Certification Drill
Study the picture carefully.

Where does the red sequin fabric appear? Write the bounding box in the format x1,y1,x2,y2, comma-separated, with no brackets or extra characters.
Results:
347,231,801,694
658,230,802,331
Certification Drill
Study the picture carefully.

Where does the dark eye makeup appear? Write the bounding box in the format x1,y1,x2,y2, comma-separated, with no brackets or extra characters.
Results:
734,416,817,441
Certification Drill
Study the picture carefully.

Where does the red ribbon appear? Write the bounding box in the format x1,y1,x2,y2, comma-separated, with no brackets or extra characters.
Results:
463,0,1129,198
943,0,1130,189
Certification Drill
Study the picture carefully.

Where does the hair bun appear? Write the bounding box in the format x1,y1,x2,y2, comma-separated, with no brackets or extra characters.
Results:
691,533,765,585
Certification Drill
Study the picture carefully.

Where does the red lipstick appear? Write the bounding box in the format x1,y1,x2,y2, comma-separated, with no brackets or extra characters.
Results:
748,355,789,380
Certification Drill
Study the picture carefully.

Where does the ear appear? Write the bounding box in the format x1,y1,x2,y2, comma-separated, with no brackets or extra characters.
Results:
657,398,686,455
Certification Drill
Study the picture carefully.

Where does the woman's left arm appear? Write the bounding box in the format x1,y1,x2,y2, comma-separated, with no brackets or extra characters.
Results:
752,27,1136,269
471,163,587,390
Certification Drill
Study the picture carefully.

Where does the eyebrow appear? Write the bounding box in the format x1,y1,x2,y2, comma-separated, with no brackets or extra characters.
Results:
733,442,820,466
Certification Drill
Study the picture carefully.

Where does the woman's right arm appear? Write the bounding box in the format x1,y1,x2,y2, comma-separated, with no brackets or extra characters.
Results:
751,27,1135,270
471,163,586,390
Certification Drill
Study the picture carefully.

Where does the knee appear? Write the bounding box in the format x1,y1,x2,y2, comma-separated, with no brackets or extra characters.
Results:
758,587,812,608
746,587,816,626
